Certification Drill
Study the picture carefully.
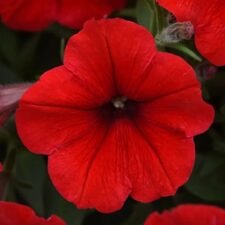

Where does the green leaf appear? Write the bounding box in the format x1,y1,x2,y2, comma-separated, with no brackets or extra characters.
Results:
0,24,41,76
205,72,225,98
122,203,153,225
0,62,20,83
47,23,75,39
6,150,87,225
209,130,225,155
136,0,154,32
0,25,18,65
186,152,225,201
15,34,41,71
164,43,202,62
115,8,136,18
43,177,87,225
7,150,46,215
136,0,165,36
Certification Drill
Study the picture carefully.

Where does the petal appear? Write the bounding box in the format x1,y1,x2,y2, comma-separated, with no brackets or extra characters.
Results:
145,212,174,225
156,0,207,25
111,0,127,9
195,6,225,66
132,52,199,101
172,205,225,224
64,18,158,101
99,19,157,97
0,201,65,225
0,0,56,31
65,19,157,98
48,117,132,213
157,0,225,65
57,0,126,29
49,116,194,212
45,215,66,225
0,202,33,225
16,67,108,155
156,0,220,27
16,106,105,155
0,202,36,225
137,87,214,137
18,66,109,109
127,123,194,202
64,20,116,102
144,204,225,225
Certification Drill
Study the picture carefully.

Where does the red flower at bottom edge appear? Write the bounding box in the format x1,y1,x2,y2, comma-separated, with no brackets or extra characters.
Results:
16,19,214,213
144,204,225,225
0,201,65,225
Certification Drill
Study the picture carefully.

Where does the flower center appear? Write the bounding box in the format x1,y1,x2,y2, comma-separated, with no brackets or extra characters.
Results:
112,96,127,109
100,96,138,121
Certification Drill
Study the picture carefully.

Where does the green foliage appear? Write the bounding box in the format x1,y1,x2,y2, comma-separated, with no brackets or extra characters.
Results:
186,152,225,201
136,0,166,36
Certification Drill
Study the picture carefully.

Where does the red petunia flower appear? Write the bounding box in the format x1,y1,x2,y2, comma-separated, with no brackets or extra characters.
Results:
157,0,225,66
0,83,32,127
144,204,225,225
0,201,66,225
0,0,126,31
16,19,214,213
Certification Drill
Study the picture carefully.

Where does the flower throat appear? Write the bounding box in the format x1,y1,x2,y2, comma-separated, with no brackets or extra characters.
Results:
100,95,138,121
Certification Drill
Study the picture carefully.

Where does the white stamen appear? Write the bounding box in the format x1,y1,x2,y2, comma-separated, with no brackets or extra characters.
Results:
112,96,127,109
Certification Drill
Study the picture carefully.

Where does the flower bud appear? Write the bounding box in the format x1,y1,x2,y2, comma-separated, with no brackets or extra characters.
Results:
196,62,217,81
157,21,194,44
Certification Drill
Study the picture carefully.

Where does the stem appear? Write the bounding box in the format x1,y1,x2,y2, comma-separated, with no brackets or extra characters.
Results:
1,147,17,200
157,42,202,62
151,0,160,35
169,43,202,62
60,38,66,62
3,148,16,173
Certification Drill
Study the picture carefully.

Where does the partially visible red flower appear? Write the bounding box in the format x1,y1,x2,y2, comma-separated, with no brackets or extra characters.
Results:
57,0,126,30
157,0,225,66
16,19,214,213
0,201,66,225
0,83,32,127
144,204,225,225
0,0,126,31
0,163,3,173
0,0,56,31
